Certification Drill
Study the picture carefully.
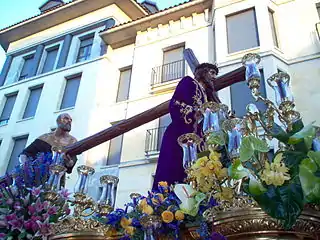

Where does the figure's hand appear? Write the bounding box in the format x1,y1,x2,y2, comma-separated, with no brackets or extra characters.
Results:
63,154,75,168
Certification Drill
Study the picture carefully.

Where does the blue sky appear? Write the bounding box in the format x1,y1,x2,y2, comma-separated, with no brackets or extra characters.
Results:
0,0,187,70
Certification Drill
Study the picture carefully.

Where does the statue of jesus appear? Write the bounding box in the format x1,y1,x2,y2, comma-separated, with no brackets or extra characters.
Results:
152,63,220,189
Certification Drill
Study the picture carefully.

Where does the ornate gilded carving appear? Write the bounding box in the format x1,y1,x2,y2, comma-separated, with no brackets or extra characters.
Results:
50,217,109,238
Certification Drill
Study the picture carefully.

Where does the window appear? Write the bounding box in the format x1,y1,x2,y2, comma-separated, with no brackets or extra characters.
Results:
23,86,43,119
42,46,59,73
230,69,266,117
60,75,81,110
226,8,260,53
19,55,34,80
317,3,320,18
162,46,185,82
116,67,132,102
7,136,28,173
76,35,94,63
268,9,279,48
0,93,17,125
107,134,123,165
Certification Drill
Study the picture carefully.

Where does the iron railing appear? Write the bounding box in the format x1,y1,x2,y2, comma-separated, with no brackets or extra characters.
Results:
151,59,185,86
145,126,167,155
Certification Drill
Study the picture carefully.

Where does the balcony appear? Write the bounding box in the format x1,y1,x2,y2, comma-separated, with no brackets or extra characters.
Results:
317,22,320,40
145,126,167,156
151,59,186,86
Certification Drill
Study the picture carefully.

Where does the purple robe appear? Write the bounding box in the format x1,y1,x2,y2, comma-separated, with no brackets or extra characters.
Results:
153,76,207,190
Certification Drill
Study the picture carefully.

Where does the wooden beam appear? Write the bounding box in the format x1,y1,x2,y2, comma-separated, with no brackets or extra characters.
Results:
65,66,245,156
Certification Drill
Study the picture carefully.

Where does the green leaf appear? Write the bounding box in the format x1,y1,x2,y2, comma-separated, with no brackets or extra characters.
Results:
270,122,290,143
308,151,320,167
228,159,249,180
250,178,304,229
282,151,306,177
288,123,316,150
299,158,320,203
206,132,225,146
248,175,267,195
289,119,304,135
240,136,269,162
197,150,210,159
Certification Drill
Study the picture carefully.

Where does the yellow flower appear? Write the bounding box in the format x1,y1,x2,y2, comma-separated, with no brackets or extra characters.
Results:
161,210,174,223
214,187,234,201
193,156,209,169
152,193,164,205
200,166,214,177
142,204,154,215
261,159,290,186
120,217,132,228
175,210,185,221
208,160,223,170
139,198,147,208
215,168,228,180
209,151,221,161
124,226,135,235
158,181,168,187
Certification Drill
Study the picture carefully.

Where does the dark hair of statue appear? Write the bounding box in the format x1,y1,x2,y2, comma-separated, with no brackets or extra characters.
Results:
194,63,219,102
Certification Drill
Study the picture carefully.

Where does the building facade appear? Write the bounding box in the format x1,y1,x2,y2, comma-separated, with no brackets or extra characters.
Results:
0,0,319,207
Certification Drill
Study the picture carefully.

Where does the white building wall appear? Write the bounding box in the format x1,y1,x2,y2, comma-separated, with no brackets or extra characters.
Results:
0,0,320,209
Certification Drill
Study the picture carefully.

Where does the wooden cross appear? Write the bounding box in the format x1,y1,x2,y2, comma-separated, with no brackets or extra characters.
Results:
65,49,245,156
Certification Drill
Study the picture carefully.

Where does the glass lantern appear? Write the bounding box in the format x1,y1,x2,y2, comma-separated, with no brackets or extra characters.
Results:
200,102,228,136
267,72,293,106
178,133,202,169
140,215,162,240
242,53,261,95
46,165,67,192
98,175,119,208
74,165,95,195
51,146,65,166
222,118,244,159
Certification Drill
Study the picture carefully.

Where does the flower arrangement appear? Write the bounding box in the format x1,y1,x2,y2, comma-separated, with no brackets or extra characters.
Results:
0,153,71,240
95,181,216,240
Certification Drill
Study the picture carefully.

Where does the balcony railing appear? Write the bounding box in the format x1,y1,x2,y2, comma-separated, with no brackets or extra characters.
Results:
145,126,167,155
316,22,320,40
151,59,185,86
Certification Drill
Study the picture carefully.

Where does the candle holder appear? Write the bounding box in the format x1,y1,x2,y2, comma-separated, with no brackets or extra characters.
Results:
44,164,67,202
178,133,202,169
222,118,244,159
200,101,228,137
96,175,119,215
242,53,261,98
140,215,162,240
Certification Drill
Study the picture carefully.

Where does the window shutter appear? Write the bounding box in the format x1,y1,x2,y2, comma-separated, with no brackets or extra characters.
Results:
116,68,132,102
60,76,81,109
107,135,123,165
0,94,17,121
7,137,28,173
42,47,59,73
23,87,43,119
269,10,279,48
226,9,260,53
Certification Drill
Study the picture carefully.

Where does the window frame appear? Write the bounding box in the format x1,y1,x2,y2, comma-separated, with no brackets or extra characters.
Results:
7,135,29,173
268,8,280,48
59,73,82,110
76,33,95,63
41,45,60,74
0,92,18,126
116,66,132,103
226,7,260,54
22,84,43,119
19,54,35,81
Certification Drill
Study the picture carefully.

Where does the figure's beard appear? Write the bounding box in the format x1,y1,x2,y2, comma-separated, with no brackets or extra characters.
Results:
58,123,71,132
